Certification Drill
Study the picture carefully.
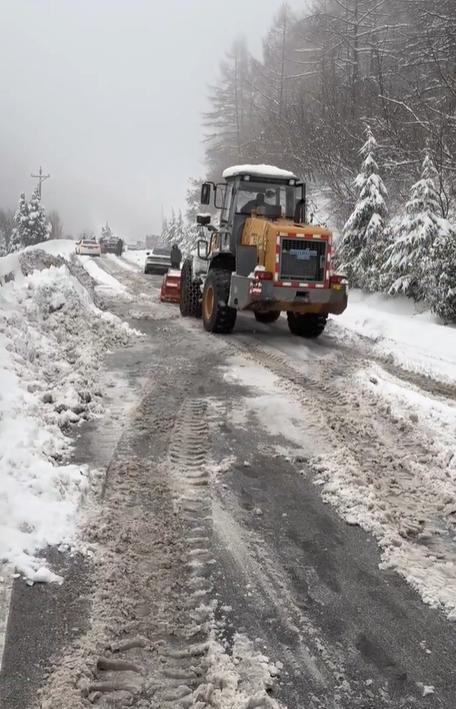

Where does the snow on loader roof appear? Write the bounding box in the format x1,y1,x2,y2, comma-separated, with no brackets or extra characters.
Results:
222,164,298,180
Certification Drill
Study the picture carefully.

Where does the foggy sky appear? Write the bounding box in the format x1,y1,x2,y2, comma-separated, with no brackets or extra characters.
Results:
0,0,303,242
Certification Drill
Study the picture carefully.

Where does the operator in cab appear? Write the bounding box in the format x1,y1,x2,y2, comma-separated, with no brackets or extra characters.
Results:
242,192,265,214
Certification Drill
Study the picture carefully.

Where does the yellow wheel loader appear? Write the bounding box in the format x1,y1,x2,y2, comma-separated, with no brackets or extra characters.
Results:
179,165,347,338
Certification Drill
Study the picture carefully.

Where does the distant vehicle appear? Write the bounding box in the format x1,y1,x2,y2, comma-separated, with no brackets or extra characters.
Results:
144,245,171,274
75,239,101,257
100,236,124,256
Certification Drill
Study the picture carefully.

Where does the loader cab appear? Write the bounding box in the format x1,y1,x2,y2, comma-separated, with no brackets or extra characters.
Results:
200,166,306,254
223,177,303,224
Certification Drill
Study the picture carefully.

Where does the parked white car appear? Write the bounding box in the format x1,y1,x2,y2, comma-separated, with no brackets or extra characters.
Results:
144,246,172,274
75,239,101,257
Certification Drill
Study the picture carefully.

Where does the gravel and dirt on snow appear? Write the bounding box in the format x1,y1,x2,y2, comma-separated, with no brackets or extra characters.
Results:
3,252,456,709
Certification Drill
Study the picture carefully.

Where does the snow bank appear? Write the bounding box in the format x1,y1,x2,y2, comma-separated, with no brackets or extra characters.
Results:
0,249,136,582
0,239,76,281
331,290,456,383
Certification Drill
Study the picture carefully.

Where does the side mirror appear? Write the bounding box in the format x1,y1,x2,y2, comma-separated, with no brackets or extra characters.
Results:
201,183,211,205
197,239,209,260
294,199,306,224
197,213,211,226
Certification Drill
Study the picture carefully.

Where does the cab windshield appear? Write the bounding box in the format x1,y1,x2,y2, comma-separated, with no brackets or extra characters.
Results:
234,181,299,220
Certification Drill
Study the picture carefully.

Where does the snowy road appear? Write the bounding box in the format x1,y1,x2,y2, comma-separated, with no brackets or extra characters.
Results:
2,254,456,708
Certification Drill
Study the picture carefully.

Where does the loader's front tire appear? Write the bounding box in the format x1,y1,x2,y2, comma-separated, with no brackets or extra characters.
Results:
180,259,202,318
202,269,237,334
287,312,327,338
254,310,281,324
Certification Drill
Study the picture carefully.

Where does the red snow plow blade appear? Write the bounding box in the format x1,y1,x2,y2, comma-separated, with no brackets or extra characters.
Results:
160,269,181,303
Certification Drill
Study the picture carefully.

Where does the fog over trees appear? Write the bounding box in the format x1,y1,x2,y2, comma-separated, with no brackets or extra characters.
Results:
201,1,456,224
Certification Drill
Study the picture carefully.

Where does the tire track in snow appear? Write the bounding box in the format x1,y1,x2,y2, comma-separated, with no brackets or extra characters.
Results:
157,398,285,708
156,398,214,707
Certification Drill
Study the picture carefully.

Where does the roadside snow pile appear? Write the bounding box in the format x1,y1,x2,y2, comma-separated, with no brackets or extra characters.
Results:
330,289,456,383
0,238,76,283
0,248,137,581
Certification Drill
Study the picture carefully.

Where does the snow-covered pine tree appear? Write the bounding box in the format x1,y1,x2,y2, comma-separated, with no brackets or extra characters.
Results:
23,190,51,247
162,211,177,245
175,210,185,246
160,216,169,244
383,149,442,301
338,125,388,290
161,208,206,255
427,222,456,322
180,221,199,256
101,222,113,240
10,192,29,252
162,210,185,247
48,210,63,240
0,209,14,255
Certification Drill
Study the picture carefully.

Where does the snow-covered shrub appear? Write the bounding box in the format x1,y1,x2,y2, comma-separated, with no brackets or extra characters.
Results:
383,150,442,301
338,125,388,291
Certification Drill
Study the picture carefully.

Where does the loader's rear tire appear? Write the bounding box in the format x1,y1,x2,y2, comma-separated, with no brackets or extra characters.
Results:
287,312,327,338
254,310,281,324
202,269,237,334
180,259,202,318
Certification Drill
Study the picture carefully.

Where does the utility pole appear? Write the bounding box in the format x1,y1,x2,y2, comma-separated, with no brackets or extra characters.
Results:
31,166,50,199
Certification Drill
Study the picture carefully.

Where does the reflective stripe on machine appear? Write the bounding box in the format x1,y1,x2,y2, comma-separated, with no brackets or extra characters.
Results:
274,235,281,282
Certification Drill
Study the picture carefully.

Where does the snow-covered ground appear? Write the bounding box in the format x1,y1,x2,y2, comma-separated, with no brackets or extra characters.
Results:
0,242,137,583
123,248,147,270
223,311,456,620
78,255,127,295
331,289,456,383
105,252,137,272
329,296,456,618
